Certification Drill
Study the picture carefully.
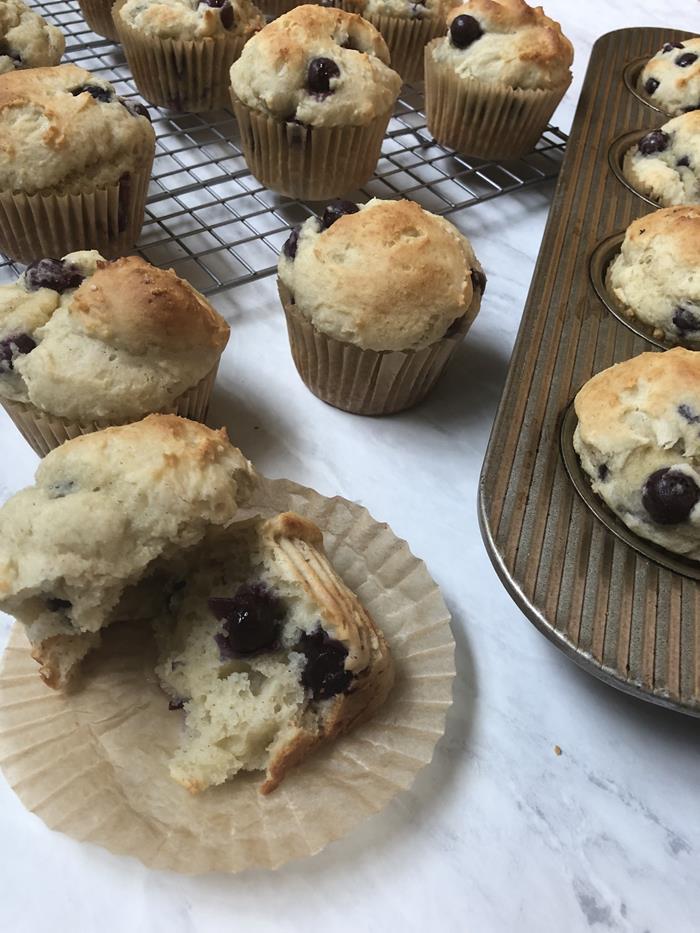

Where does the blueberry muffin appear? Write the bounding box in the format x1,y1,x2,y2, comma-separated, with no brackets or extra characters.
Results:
77,0,120,41
623,111,700,207
0,64,155,263
346,0,456,84
155,512,394,794
0,414,256,688
574,349,700,562
229,5,401,199
0,0,65,73
640,38,700,117
424,0,573,160
277,197,485,414
607,205,700,346
0,251,230,456
115,0,264,112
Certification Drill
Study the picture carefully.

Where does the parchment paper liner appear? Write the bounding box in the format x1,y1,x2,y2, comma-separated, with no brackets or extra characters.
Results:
423,40,570,160
0,361,220,457
278,279,482,415
78,0,119,41
115,1,252,113
0,475,455,873
230,93,393,199
355,11,444,84
0,159,153,264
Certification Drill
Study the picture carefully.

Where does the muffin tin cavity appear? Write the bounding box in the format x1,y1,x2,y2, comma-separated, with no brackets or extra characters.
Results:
608,129,662,206
622,56,666,114
560,403,700,582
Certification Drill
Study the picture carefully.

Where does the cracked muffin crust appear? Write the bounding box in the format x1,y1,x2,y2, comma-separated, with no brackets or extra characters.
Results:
0,0,64,75
640,37,700,117
118,0,263,41
623,110,700,207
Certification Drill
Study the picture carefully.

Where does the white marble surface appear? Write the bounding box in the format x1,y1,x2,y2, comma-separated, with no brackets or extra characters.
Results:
2,3,700,930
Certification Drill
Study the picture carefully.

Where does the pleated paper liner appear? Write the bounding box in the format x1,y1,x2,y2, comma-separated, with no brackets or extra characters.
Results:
0,362,220,458
358,12,445,85
278,280,482,415
0,160,153,265
77,0,119,41
230,94,393,200
0,475,455,873
115,1,254,113
423,41,570,160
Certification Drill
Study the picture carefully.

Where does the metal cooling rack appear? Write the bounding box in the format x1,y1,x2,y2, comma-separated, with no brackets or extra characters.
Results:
3,0,568,294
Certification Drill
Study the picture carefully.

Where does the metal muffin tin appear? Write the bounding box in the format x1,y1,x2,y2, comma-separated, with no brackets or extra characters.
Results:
479,27,700,716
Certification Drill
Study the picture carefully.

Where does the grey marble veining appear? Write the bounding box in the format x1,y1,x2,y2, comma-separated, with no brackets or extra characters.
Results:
1,2,699,930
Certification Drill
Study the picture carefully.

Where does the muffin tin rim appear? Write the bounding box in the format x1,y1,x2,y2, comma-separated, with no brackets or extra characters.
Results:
622,56,668,116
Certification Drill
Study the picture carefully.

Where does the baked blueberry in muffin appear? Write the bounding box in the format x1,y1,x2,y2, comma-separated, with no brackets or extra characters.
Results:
640,37,700,116
574,348,700,561
623,110,700,206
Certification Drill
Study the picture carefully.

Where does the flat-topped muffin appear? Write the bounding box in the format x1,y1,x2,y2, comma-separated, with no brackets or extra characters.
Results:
640,38,700,117
155,512,394,794
623,111,700,207
607,205,700,346
0,251,230,454
0,415,256,688
424,0,572,159
277,197,484,413
574,349,700,561
0,0,64,74
0,64,155,262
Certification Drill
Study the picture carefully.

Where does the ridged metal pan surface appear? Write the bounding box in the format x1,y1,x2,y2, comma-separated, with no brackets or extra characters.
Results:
478,26,700,716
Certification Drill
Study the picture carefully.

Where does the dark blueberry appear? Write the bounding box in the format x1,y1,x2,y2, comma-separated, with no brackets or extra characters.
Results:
167,579,186,615
471,267,487,293
46,479,77,498
682,104,700,113
450,14,483,49
678,403,700,425
410,2,424,19
638,130,670,155
0,333,36,372
46,597,72,613
307,57,340,96
642,468,700,525
168,697,185,710
662,41,684,53
120,97,151,121
118,172,131,233
24,257,84,293
321,199,359,230
644,77,660,96
71,84,113,102
598,463,609,481
282,226,300,260
297,627,351,700
673,305,700,334
677,155,690,167
210,582,285,658
676,52,698,68
199,0,234,29
0,42,21,64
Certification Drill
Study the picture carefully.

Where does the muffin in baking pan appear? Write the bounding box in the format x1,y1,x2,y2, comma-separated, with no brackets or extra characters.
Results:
0,0,64,73
229,5,401,199
574,349,700,563
277,196,485,415
424,0,573,160
0,64,155,263
0,252,230,455
606,205,700,347
155,512,394,794
639,37,700,117
0,415,256,689
623,110,700,206
115,0,264,112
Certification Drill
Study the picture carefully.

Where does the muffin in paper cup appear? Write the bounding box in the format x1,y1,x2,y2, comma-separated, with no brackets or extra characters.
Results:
423,1,573,161
359,11,445,84
78,0,120,41
276,197,485,416
0,64,155,263
0,253,229,457
114,0,264,113
229,6,401,199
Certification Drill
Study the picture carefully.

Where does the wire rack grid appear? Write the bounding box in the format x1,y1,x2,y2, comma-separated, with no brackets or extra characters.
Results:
2,0,568,294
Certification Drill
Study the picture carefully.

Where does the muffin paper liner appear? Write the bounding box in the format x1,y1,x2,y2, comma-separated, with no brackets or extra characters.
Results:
116,3,249,112
0,159,153,265
278,280,482,415
0,475,455,873
423,41,570,160
0,362,220,458
359,12,445,84
230,94,392,200
78,0,119,41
